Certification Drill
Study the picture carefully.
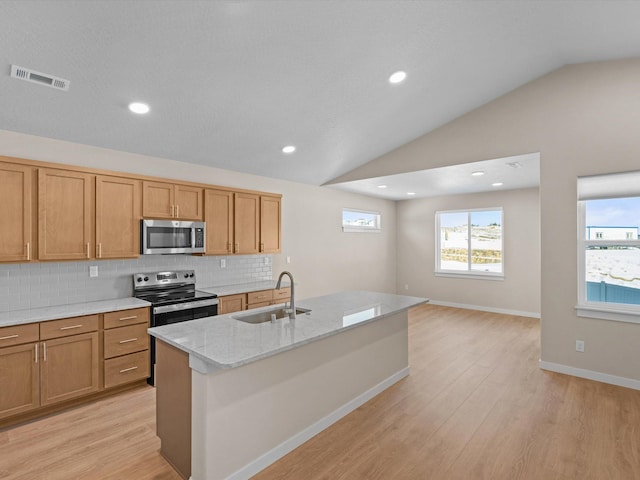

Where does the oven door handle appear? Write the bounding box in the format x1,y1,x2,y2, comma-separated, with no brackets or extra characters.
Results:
153,298,219,315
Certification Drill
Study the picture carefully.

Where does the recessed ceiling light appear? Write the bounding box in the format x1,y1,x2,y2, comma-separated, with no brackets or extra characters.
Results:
407,192,416,196
128,102,150,114
492,182,504,187
388,71,407,84
471,171,485,176
282,145,296,154
377,185,388,189
506,161,522,168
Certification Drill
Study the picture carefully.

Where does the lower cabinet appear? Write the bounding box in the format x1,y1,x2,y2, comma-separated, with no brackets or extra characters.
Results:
40,332,100,406
0,342,39,420
0,306,150,425
219,287,292,315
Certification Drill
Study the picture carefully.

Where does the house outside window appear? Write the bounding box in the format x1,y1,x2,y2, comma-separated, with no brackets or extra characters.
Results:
577,171,640,323
435,208,503,278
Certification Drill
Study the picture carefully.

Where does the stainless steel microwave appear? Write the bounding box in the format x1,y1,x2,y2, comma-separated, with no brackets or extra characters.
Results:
141,219,206,255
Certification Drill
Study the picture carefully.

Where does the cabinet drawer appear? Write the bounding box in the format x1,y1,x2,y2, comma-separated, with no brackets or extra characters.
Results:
104,323,149,359
104,350,150,388
40,315,99,340
104,307,149,329
246,301,271,310
247,289,273,305
0,323,39,348
273,288,291,301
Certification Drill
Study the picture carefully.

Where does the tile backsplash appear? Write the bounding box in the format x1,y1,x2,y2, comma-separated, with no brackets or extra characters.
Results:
0,255,272,313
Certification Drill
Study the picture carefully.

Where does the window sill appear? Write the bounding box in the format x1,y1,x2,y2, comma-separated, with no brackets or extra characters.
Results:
576,304,640,324
434,272,504,281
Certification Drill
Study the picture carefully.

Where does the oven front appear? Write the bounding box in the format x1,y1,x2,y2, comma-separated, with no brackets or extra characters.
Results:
148,298,218,385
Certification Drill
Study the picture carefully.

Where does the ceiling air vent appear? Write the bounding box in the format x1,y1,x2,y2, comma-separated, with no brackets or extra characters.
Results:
10,64,70,91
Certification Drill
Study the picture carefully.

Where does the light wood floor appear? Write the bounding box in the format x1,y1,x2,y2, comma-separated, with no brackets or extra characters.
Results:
2,304,640,479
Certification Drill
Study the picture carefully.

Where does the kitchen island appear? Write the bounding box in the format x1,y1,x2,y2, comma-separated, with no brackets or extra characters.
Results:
148,290,428,480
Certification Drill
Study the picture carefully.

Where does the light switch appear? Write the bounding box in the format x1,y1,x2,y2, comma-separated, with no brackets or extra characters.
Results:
286,256,291,264
220,259,226,269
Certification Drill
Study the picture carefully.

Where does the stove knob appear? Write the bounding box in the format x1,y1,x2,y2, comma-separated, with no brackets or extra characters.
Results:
184,273,189,278
136,277,143,283
144,276,149,282
189,273,195,278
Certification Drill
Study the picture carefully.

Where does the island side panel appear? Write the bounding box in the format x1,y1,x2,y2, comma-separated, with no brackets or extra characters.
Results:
191,310,409,480
156,340,192,480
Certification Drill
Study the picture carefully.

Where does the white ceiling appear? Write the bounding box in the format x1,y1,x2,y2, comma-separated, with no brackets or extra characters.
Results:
330,152,540,200
1,1,640,189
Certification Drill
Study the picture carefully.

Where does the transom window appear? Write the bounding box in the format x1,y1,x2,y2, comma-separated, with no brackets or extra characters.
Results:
435,208,503,278
342,208,381,233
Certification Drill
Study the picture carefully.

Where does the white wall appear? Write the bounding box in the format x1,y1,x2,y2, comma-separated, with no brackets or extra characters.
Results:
0,129,397,302
397,188,540,316
339,58,640,384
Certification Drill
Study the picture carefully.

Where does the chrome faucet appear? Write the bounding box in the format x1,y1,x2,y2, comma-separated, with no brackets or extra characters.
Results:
275,271,295,319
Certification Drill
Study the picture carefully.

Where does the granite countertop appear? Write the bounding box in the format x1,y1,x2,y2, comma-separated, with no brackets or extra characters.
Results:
199,280,291,296
0,298,151,328
148,290,428,371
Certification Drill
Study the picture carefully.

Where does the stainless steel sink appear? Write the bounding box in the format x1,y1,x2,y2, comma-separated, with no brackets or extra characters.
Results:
233,307,311,324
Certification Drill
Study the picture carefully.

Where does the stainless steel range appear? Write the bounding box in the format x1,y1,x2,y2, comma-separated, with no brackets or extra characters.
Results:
133,270,218,385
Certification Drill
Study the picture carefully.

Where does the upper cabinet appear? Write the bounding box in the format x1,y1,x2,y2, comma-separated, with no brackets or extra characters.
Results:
234,192,260,254
0,162,33,262
260,195,281,254
204,189,282,255
38,168,93,261
96,176,141,259
142,181,203,221
204,188,234,255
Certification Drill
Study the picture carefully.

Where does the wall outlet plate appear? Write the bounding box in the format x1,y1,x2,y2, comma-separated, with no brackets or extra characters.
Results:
220,259,226,269
576,340,585,352
89,266,98,278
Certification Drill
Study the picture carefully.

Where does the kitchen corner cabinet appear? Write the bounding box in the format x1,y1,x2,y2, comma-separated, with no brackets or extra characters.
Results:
96,176,141,259
38,168,93,261
0,162,33,262
143,181,203,221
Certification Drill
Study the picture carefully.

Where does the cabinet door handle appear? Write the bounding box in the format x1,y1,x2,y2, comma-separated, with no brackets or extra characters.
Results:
176,204,179,218
235,242,239,253
26,242,30,261
227,242,231,253
86,242,90,258
0,334,19,340
60,324,83,330
119,316,137,321
43,342,47,362
35,343,38,363
98,243,102,258
119,366,138,374
119,338,138,344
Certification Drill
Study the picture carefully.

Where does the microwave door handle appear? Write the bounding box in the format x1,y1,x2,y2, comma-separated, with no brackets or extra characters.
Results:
191,228,195,249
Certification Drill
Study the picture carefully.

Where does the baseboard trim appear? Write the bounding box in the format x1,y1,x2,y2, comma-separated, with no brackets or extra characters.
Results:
428,299,540,319
224,366,411,480
539,360,640,391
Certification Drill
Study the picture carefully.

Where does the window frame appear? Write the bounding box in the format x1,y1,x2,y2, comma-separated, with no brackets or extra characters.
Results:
342,208,381,233
576,199,640,323
435,207,504,280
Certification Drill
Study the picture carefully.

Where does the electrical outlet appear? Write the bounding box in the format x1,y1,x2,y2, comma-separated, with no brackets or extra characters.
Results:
404,284,409,290
89,266,98,278
220,259,226,269
265,257,270,265
576,340,585,352
286,256,291,264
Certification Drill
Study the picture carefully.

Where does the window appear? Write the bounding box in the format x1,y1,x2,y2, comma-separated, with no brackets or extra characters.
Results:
577,171,640,322
342,208,381,233
435,208,503,278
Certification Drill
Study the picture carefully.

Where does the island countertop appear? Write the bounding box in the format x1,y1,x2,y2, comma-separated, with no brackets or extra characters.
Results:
148,290,428,370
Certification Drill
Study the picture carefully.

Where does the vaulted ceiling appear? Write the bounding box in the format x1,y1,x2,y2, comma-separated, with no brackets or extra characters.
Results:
1,1,640,188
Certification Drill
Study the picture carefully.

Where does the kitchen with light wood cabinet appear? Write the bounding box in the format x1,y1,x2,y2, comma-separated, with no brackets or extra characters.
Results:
38,168,93,261
0,162,33,263
143,180,204,221
95,175,141,259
